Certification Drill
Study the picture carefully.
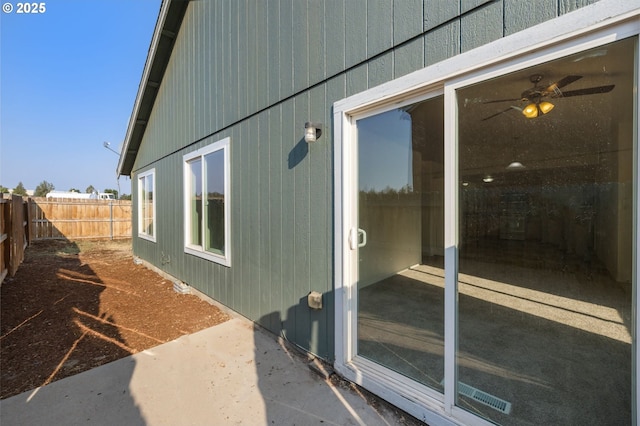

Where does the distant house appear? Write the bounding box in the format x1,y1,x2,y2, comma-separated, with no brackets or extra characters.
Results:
118,1,639,424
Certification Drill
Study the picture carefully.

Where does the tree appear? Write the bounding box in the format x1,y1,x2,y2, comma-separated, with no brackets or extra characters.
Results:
34,180,55,197
13,182,27,196
0,185,9,194
69,188,80,193
119,194,132,200
86,185,95,194
104,188,118,199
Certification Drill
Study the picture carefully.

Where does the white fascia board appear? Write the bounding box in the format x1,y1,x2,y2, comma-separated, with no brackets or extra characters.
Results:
117,0,171,177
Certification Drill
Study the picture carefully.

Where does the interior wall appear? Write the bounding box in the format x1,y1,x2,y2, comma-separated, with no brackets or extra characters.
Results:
595,62,634,284
413,99,445,258
596,120,633,283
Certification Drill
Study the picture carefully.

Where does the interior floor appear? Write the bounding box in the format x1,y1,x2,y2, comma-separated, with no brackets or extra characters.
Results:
358,240,631,425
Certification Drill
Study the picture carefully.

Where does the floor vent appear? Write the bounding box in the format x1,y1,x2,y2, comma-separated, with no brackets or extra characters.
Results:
440,380,512,414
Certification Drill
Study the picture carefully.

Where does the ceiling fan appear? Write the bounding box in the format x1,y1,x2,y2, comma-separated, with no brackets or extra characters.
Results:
481,74,615,121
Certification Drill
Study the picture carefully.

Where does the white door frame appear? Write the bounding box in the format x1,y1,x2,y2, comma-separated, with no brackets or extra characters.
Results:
333,2,640,424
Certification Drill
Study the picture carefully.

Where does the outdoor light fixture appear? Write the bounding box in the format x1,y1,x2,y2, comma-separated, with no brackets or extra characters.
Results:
304,122,322,143
522,101,554,119
483,175,494,183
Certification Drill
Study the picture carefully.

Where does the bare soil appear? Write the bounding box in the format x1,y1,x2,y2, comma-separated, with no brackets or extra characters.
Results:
1,239,229,399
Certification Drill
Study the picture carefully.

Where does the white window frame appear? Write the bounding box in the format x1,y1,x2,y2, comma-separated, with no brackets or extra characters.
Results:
333,2,639,425
183,137,231,267
137,168,156,242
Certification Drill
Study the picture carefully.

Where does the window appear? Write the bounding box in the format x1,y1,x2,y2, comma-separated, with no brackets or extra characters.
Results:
137,169,156,242
183,137,231,266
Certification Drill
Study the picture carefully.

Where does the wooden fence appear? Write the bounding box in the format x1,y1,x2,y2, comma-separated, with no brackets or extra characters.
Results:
1,196,132,284
29,198,132,240
1,195,29,283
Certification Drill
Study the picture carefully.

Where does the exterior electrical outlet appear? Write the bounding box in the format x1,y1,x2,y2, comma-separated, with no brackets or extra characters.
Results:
308,292,323,310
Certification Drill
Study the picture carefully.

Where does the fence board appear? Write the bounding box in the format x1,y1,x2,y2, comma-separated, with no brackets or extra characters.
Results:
29,198,132,240
0,198,8,283
9,195,26,277
0,195,28,283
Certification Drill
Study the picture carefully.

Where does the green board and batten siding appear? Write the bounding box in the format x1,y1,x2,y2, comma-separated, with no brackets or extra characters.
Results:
130,0,601,359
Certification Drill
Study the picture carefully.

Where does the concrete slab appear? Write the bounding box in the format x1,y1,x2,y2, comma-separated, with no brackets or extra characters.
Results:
0,318,409,426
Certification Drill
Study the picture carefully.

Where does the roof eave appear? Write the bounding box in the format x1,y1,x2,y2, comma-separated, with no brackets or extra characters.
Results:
117,0,189,177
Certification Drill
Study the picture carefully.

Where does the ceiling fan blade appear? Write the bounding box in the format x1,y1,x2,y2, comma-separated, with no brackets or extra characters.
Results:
481,106,520,121
482,98,522,104
544,75,583,94
553,84,615,97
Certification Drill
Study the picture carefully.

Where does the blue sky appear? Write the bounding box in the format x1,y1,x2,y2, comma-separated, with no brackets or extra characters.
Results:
1,0,162,195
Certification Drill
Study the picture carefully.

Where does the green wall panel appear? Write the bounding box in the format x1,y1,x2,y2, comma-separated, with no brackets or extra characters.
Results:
325,0,346,78
395,0,424,44
423,0,459,31
505,0,556,36
345,0,368,68
292,91,311,348
395,37,425,78
346,63,368,97
559,0,599,14
309,83,331,356
461,0,494,14
367,0,394,57
258,109,272,327
308,0,326,86
425,20,460,66
238,0,250,120
267,0,281,106
460,0,503,52
279,0,294,99
280,97,297,340
368,51,394,88
266,105,284,333
292,1,309,93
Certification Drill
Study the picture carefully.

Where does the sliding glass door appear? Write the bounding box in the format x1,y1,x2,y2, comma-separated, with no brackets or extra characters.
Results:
337,25,637,426
455,37,636,425
356,95,445,392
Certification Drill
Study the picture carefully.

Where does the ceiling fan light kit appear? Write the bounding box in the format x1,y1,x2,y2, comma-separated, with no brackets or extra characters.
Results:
482,74,614,121
522,101,554,118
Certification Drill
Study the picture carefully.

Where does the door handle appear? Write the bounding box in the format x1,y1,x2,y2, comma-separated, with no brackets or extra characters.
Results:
349,228,367,250
358,228,367,248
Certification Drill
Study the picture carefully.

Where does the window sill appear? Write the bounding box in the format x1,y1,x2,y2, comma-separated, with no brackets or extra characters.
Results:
184,245,230,267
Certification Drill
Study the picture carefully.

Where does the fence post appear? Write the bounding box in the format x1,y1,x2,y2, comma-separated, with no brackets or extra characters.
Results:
8,195,25,277
1,197,8,284
109,201,114,240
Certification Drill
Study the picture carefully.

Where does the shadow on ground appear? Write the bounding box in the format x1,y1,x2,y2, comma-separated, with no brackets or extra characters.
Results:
1,239,143,424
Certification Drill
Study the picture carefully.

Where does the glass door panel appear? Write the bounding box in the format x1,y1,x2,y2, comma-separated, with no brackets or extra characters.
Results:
356,96,445,392
456,38,636,425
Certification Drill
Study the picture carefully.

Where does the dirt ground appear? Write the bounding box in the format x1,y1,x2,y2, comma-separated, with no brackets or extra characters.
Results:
1,239,229,399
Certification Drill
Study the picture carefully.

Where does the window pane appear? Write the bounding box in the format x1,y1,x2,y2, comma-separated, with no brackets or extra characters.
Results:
144,174,154,236
357,96,445,392
204,150,225,255
456,38,635,425
140,176,147,234
188,159,203,246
